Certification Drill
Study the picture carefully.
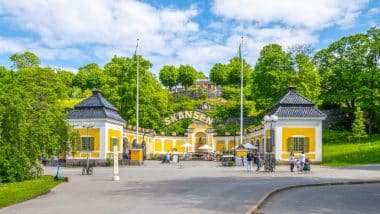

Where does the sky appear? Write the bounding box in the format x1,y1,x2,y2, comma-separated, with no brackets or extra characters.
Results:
0,0,379,75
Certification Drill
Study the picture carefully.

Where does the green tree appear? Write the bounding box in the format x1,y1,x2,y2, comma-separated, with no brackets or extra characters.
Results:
73,63,105,94
252,44,296,111
9,51,40,70
363,27,380,133
352,107,368,142
178,65,197,90
294,53,321,103
210,63,228,86
226,57,253,85
159,65,178,90
314,34,372,122
102,55,171,131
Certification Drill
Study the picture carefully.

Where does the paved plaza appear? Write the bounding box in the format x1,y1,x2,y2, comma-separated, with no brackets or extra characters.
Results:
1,161,380,214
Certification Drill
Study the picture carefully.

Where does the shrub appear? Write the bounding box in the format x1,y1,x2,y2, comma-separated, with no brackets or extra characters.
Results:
0,144,35,183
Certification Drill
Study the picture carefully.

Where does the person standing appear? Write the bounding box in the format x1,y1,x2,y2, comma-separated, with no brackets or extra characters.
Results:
255,151,261,172
299,151,306,172
289,152,295,172
246,151,253,172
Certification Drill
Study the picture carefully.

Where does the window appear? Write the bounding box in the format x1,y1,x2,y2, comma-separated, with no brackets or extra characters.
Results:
109,138,118,151
287,136,309,152
81,137,94,151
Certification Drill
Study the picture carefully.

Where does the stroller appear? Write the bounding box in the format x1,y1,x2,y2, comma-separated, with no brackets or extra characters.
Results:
303,159,311,172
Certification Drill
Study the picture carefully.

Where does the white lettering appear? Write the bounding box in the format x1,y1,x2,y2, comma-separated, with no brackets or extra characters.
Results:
193,111,200,120
185,111,193,118
170,114,178,123
165,117,171,126
205,117,213,125
178,112,184,120
199,113,206,122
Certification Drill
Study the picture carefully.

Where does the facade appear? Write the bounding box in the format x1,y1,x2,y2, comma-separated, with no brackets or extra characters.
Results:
246,87,326,163
66,90,125,165
67,87,325,164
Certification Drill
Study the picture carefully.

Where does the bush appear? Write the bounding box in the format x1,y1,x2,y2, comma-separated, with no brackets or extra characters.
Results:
105,158,113,166
227,160,236,166
0,144,35,183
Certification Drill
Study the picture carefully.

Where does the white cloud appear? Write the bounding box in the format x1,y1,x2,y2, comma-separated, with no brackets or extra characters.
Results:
212,0,369,30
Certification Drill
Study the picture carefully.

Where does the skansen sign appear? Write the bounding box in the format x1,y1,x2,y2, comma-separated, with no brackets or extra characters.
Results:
165,111,213,126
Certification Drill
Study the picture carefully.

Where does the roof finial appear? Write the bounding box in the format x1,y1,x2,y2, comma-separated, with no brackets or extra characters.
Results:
288,86,297,92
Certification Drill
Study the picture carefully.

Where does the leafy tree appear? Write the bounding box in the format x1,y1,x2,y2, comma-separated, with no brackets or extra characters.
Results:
73,63,105,94
226,57,253,85
178,65,197,90
102,55,171,131
9,51,40,70
352,107,368,142
159,65,178,90
252,44,296,111
294,53,321,103
363,27,380,133
210,63,229,86
314,34,373,122
196,71,207,79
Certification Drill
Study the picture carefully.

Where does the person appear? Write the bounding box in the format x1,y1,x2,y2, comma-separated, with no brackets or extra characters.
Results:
289,152,295,172
246,151,253,172
165,152,170,164
299,151,306,172
255,151,261,172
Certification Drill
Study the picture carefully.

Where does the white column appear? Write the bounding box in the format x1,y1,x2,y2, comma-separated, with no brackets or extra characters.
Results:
316,122,323,162
275,126,282,160
112,145,119,181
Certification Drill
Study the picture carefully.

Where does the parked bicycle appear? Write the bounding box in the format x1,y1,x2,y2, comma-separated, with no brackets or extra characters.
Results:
264,154,276,172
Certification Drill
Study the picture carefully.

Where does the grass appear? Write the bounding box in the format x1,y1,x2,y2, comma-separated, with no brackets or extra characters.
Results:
0,175,61,208
322,130,380,166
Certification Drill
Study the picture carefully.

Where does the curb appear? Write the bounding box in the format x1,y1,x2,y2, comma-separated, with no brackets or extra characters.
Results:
247,180,380,214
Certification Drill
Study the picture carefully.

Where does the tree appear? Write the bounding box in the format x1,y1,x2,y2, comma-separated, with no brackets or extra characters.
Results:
178,65,197,90
226,57,253,85
294,53,321,103
73,63,105,94
314,34,372,122
363,27,380,134
252,44,296,111
159,65,178,90
210,63,228,86
102,55,171,131
352,107,368,142
9,51,40,70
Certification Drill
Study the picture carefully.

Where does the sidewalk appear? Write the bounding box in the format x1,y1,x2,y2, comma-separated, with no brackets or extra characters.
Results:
1,161,379,214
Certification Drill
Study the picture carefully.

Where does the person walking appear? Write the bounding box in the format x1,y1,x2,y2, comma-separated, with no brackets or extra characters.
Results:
246,151,253,172
299,151,306,172
255,151,261,172
289,152,295,172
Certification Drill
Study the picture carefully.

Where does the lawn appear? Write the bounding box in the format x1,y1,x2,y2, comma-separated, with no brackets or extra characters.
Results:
0,175,61,208
322,130,380,166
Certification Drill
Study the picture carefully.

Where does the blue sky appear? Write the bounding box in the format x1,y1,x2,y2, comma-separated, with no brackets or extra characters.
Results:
0,0,379,75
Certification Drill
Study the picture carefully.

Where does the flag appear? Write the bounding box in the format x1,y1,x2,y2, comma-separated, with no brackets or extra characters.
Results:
134,39,139,56
238,37,243,60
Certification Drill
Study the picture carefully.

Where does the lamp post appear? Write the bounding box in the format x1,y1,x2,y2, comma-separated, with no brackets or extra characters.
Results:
82,122,94,173
264,115,278,154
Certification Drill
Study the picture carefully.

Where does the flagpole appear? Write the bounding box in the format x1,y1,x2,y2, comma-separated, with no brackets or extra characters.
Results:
239,37,244,146
135,39,139,143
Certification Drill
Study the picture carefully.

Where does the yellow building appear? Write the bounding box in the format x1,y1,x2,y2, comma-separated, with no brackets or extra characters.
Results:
66,87,325,164
66,90,125,166
246,87,326,163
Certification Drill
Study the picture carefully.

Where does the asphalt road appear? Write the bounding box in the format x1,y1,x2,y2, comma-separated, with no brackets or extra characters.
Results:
260,183,380,214
0,162,379,214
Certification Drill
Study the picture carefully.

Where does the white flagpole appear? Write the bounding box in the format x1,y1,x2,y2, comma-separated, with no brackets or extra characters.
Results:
240,37,244,146
135,39,139,143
